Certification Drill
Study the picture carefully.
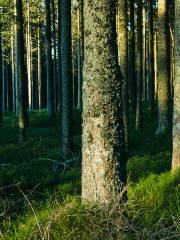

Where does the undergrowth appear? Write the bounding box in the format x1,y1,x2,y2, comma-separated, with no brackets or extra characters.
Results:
0,110,179,240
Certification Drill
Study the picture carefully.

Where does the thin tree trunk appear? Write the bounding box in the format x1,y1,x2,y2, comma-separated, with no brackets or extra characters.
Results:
118,0,129,146
51,0,57,112
129,0,136,112
26,0,32,111
136,0,143,129
148,0,155,112
77,0,83,110
15,0,28,141
38,24,42,110
14,0,19,117
57,0,62,113
156,0,170,134
11,25,16,113
61,0,73,155
45,0,55,119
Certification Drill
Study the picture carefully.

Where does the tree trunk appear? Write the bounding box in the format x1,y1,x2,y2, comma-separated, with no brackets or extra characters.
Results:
172,0,180,170
156,0,170,134
136,0,143,129
118,0,129,146
0,30,3,123
51,0,57,112
129,0,136,112
61,0,73,155
38,24,42,110
45,0,55,119
26,0,32,111
82,0,127,204
148,0,155,112
15,0,28,141
77,0,83,110
57,0,62,113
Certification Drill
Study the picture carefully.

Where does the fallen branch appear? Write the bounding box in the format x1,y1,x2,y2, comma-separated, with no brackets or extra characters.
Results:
33,156,80,174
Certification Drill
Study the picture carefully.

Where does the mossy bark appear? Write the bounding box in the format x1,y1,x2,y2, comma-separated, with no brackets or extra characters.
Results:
172,0,180,170
156,0,170,134
82,0,127,204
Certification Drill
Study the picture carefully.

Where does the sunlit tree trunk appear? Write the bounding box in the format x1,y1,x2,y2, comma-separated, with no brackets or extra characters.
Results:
82,0,127,204
38,23,42,110
77,0,83,110
172,0,180,170
156,0,170,134
148,0,155,112
11,25,16,114
118,0,129,145
129,0,136,111
26,0,32,111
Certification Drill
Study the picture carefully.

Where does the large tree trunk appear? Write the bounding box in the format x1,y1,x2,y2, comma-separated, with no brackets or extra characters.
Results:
82,0,127,204
45,0,55,119
15,0,28,141
156,0,170,134
61,0,73,155
172,0,180,170
118,0,129,146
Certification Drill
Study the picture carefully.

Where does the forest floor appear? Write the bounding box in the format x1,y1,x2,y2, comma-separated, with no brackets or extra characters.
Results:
0,110,179,240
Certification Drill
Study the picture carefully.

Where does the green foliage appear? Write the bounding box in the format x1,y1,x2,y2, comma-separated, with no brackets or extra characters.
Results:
0,110,179,240
128,171,180,227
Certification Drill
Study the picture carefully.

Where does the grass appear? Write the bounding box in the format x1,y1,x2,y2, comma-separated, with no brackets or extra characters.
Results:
0,109,179,239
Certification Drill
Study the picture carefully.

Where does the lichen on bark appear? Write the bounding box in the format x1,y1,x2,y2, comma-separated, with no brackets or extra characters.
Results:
82,0,127,204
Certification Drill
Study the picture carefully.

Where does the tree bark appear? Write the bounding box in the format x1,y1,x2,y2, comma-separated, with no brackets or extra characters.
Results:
136,0,143,129
148,0,155,112
0,30,3,123
61,0,73,155
45,0,55,119
156,0,170,134
51,0,57,112
129,0,136,112
82,0,127,204
118,0,129,146
172,0,180,170
57,0,62,113
15,0,28,141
